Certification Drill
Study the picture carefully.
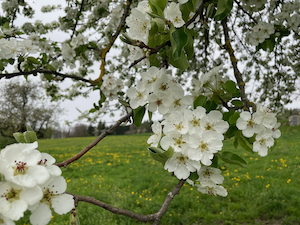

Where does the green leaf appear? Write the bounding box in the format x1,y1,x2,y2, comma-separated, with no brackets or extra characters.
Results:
0,60,4,71
184,29,194,60
47,64,56,71
225,125,238,139
229,111,240,124
26,125,34,131
214,0,233,21
148,147,169,164
24,131,37,143
2,22,9,30
231,100,244,107
89,108,97,113
149,0,167,17
170,27,189,59
27,57,40,64
188,171,199,182
223,80,237,93
223,109,234,122
13,132,26,143
217,151,247,168
238,134,253,153
194,95,207,108
132,106,146,127
167,47,190,70
148,111,152,122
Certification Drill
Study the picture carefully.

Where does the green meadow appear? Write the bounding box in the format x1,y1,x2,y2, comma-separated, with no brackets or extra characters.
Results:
16,125,300,225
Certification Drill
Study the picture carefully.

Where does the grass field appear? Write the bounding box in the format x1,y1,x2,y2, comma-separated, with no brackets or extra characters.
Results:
15,125,300,225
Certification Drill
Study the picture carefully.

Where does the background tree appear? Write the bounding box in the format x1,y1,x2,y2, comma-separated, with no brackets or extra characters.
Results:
0,80,62,138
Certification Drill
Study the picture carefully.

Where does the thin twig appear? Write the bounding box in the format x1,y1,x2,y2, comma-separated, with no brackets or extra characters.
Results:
234,0,258,24
221,17,249,110
56,112,132,167
93,0,133,84
0,69,92,84
70,0,85,40
152,179,185,225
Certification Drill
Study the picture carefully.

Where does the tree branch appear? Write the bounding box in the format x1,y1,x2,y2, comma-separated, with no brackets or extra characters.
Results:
56,111,132,167
70,193,156,222
221,17,249,110
234,0,258,24
70,0,85,40
68,179,185,224
152,179,185,225
93,0,133,84
0,69,93,84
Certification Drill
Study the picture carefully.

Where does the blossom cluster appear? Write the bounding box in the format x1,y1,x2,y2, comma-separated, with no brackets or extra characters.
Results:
0,142,74,225
125,1,192,67
101,73,125,101
246,22,275,46
236,104,281,157
0,39,38,60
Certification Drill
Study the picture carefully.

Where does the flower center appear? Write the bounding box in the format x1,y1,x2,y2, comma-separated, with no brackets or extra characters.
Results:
259,138,266,145
205,123,213,130
13,161,28,175
38,159,48,166
41,187,58,206
204,169,211,178
174,122,184,131
191,117,200,127
4,187,21,203
173,99,181,107
199,142,208,151
177,155,187,162
156,99,162,106
159,83,169,91
247,119,254,127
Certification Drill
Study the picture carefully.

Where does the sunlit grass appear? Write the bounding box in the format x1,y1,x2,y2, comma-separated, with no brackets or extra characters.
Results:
16,126,300,225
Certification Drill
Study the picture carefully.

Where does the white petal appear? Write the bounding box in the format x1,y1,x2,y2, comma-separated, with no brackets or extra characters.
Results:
27,166,50,185
20,186,43,206
30,203,52,225
52,194,74,215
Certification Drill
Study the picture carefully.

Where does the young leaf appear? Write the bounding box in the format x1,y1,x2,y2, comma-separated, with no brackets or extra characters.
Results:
217,151,247,168
149,0,167,17
194,95,207,108
132,106,146,127
214,0,234,21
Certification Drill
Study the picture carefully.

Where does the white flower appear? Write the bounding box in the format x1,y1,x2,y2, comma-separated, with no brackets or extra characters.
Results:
0,142,50,188
127,81,148,109
200,111,229,136
197,166,224,186
148,92,172,115
164,149,200,179
29,176,74,225
0,181,43,221
253,130,274,157
160,131,187,152
185,106,206,135
147,121,162,147
236,111,263,137
126,8,151,44
162,111,189,135
164,2,185,28
196,183,228,197
188,131,223,165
